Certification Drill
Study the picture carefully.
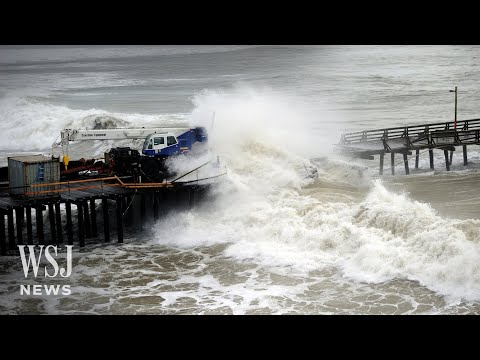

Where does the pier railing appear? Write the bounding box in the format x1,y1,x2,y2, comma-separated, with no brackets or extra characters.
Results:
340,118,480,144
337,118,480,175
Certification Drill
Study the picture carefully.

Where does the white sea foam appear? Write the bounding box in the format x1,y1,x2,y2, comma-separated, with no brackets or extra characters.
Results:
0,96,188,152
146,88,480,303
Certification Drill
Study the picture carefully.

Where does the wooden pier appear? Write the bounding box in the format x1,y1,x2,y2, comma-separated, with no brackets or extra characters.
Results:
337,118,480,175
0,176,214,256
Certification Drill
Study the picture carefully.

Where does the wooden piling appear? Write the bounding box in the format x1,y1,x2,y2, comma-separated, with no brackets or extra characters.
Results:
0,213,6,255
444,150,451,171
429,149,434,170
415,149,419,169
463,145,468,166
379,153,384,175
102,197,110,243
77,203,85,248
116,197,124,243
123,196,130,227
90,199,97,238
7,208,15,250
35,206,44,245
15,207,24,246
48,203,57,245
55,202,63,244
25,206,33,245
65,202,73,245
390,152,395,175
449,150,453,166
140,193,145,231
403,152,409,175
83,200,91,238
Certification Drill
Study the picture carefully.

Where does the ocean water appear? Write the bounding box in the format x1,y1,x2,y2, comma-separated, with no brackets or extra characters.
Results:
1,45,480,314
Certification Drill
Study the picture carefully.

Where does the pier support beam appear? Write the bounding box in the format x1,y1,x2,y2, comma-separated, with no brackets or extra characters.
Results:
83,200,91,239
35,206,44,246
7,208,15,250
123,196,130,227
403,152,410,175
26,206,33,245
102,198,110,243
90,199,97,238
390,152,395,175
429,149,434,170
463,145,468,166
1,213,6,255
55,202,63,244
48,204,57,245
379,153,384,175
77,203,85,248
444,150,451,171
415,149,419,169
449,150,453,166
65,202,73,245
15,207,24,246
116,197,124,243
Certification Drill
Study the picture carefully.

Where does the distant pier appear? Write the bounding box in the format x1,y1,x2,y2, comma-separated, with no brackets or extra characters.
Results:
0,176,212,256
337,118,480,175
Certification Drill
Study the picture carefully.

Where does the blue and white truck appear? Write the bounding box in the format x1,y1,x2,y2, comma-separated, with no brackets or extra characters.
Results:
58,126,208,181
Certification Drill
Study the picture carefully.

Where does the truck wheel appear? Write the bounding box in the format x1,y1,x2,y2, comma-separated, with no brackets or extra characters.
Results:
142,160,159,181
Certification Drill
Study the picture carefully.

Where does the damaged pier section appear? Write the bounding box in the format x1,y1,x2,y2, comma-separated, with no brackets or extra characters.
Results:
0,177,212,256
337,118,480,175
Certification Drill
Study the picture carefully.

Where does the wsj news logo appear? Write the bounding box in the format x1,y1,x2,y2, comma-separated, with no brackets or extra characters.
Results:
18,245,73,296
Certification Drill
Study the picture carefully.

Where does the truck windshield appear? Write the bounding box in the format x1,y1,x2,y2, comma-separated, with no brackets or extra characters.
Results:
167,136,177,146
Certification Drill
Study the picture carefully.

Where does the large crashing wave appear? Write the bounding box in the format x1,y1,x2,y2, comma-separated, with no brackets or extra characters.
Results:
0,96,188,151
147,87,480,303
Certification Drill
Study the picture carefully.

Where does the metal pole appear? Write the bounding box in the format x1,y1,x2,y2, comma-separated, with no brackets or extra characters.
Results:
454,86,457,129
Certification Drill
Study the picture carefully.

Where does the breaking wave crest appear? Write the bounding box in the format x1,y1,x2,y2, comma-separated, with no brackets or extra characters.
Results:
148,88,480,302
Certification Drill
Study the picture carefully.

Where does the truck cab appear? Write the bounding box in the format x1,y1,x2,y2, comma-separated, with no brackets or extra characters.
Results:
142,133,180,157
142,127,208,157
